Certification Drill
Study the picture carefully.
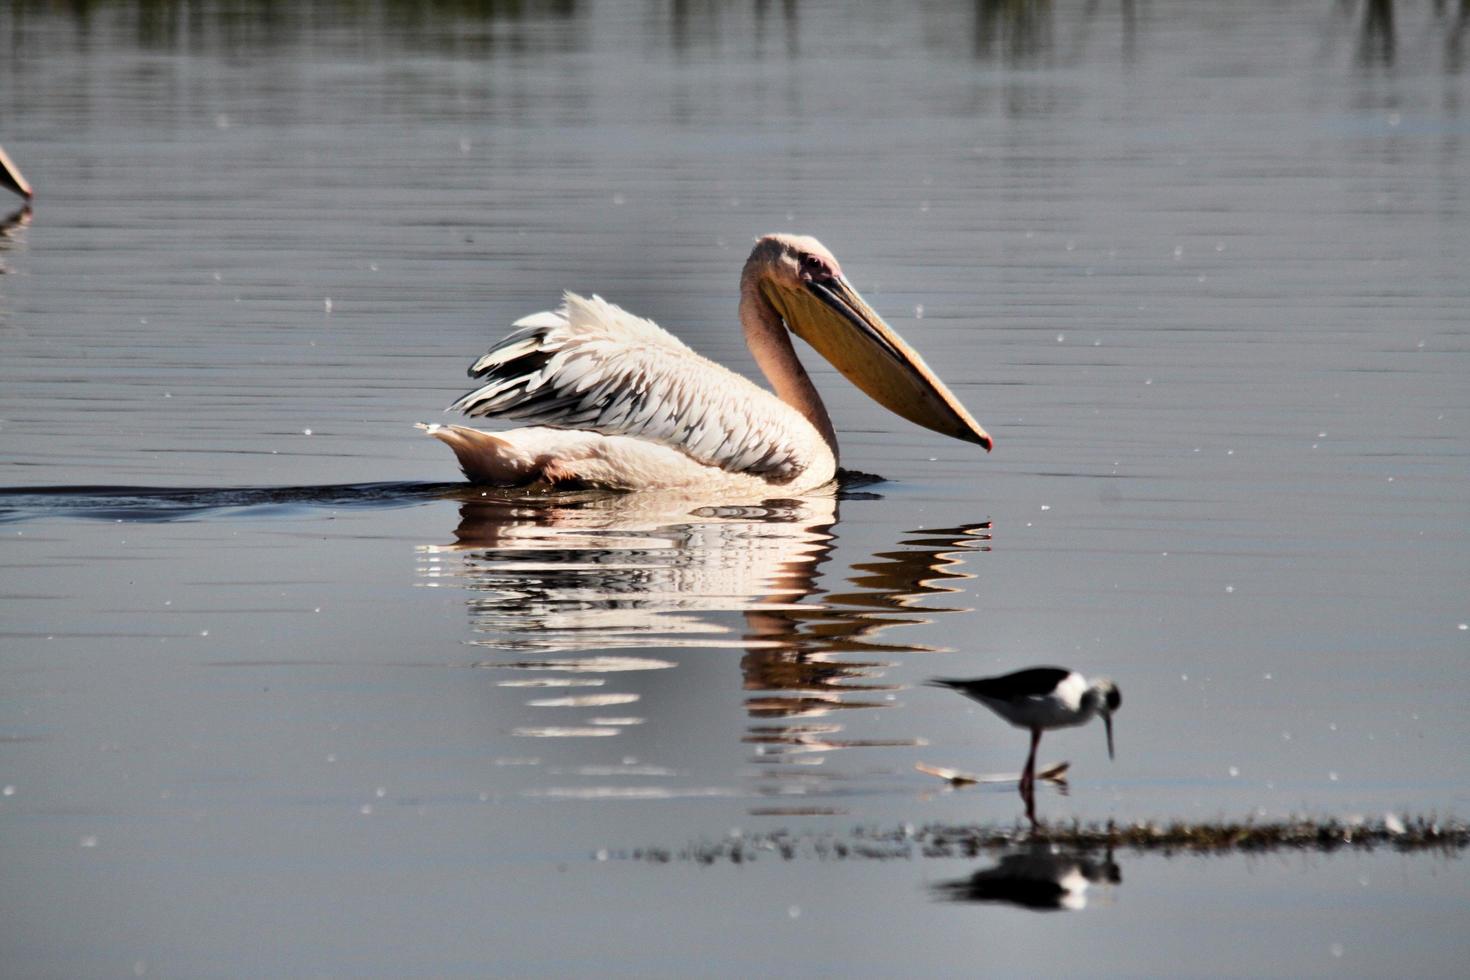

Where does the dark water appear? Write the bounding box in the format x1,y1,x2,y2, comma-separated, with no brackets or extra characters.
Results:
2,1,1468,975
0,481,463,522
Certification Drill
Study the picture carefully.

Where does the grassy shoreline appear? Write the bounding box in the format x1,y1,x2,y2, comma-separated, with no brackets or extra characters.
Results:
610,815,1469,865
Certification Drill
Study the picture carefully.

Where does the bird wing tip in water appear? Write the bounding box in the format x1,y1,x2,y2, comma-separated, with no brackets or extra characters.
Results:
1037,762,1070,783
917,760,1070,786
915,762,979,786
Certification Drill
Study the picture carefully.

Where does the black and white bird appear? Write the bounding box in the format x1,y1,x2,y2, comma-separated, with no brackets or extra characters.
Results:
928,667,1121,826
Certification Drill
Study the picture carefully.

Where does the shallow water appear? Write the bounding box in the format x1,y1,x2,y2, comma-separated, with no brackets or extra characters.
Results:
2,0,1468,975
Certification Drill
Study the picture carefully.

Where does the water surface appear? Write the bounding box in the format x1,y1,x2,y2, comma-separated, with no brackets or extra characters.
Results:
2,1,1468,975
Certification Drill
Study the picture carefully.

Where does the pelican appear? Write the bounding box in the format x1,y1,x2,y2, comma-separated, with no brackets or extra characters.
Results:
421,234,991,492
0,145,32,201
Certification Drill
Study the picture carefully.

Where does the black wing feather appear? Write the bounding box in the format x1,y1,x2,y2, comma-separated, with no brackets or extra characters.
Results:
928,666,1073,701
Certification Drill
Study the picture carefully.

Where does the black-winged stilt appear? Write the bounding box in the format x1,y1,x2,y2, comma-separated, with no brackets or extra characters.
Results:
928,666,1121,827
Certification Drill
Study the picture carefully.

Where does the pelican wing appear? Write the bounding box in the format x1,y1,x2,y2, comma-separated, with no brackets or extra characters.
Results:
449,293,811,480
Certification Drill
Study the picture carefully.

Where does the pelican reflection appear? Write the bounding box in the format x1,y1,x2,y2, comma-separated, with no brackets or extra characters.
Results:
739,522,990,784
426,491,843,651
420,488,990,810
0,205,30,240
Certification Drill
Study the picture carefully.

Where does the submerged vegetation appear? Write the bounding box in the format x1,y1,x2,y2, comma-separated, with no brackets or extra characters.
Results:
611,815,1469,865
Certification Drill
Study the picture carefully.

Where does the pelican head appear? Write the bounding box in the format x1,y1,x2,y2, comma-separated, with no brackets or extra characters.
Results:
745,233,992,451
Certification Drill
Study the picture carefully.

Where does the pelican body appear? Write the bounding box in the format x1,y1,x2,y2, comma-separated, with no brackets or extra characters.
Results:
422,234,990,492
0,145,33,201
929,667,1120,828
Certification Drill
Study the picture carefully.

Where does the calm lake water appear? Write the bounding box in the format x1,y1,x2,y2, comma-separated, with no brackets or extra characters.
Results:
2,0,1468,975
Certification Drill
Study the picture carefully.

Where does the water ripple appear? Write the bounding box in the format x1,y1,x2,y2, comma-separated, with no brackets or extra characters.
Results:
0,481,467,524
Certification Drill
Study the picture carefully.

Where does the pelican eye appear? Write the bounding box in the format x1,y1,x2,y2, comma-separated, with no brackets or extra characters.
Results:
799,253,834,282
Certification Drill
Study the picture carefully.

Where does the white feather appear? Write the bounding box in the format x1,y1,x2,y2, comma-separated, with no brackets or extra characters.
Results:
449,292,824,483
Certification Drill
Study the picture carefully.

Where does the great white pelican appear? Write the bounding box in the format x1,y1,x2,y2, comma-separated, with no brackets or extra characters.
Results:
421,233,991,492
0,144,34,201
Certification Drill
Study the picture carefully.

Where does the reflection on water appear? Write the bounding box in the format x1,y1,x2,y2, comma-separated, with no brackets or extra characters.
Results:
0,206,29,240
427,492,843,651
972,0,1056,64
12,0,587,56
0,481,464,523
0,206,30,287
420,487,991,809
1356,0,1395,68
28,0,1440,72
931,845,1122,912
